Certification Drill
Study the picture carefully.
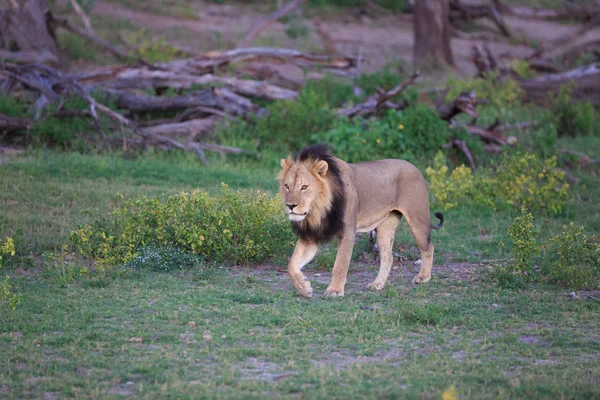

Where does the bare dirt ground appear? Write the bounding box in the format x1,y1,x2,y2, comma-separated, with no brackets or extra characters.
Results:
91,0,600,78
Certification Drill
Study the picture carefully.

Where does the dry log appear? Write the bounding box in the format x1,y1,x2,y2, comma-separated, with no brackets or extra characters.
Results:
238,0,306,48
0,113,32,133
463,124,516,146
438,91,479,121
104,88,262,118
518,62,600,105
493,0,598,22
76,67,298,100
526,12,600,60
0,48,57,64
449,0,512,37
139,118,217,142
338,71,419,118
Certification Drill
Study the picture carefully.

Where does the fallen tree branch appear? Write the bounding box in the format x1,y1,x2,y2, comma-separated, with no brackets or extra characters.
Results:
238,0,306,48
526,12,600,60
69,0,93,33
444,138,476,171
0,49,58,64
438,91,479,121
313,16,337,56
77,67,298,100
47,13,132,62
0,113,33,134
338,71,420,118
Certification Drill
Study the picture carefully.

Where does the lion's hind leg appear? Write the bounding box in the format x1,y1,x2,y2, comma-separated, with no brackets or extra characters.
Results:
367,212,402,291
402,211,434,284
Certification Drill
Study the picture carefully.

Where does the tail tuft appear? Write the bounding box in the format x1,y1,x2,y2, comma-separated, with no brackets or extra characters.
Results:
432,212,444,229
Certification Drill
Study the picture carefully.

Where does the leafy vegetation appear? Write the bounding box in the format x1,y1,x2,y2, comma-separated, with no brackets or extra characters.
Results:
71,184,294,267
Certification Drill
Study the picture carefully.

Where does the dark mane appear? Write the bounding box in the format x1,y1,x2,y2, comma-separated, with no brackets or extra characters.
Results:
291,144,345,244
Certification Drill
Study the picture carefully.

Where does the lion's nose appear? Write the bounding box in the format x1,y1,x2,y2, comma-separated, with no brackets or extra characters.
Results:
286,203,297,211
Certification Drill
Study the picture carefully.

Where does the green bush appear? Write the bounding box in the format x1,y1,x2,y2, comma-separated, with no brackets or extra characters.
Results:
426,152,570,214
507,210,539,280
71,184,294,267
319,104,453,163
355,66,407,96
304,77,355,107
0,237,21,310
550,85,599,137
253,88,334,153
541,223,600,289
493,152,569,215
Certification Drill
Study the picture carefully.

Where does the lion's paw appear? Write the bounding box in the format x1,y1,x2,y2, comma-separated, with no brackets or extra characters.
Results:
367,280,385,291
292,275,313,297
412,274,431,284
324,286,344,297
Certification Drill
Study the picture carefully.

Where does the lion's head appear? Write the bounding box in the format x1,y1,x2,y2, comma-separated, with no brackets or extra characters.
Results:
277,145,345,243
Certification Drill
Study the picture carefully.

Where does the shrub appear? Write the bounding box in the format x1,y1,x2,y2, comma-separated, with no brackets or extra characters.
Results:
355,66,407,96
71,184,294,267
254,88,334,153
319,105,453,163
304,77,355,107
541,223,600,289
425,152,493,210
426,153,570,214
493,153,569,215
506,210,539,280
0,236,21,310
550,85,599,137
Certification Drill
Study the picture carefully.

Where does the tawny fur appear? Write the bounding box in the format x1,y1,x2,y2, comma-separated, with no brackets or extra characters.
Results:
278,145,443,298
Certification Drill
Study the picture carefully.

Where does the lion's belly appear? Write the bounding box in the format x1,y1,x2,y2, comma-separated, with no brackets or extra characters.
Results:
356,215,390,233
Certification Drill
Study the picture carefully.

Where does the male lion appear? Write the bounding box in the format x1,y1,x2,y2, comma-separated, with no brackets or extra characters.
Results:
278,144,444,298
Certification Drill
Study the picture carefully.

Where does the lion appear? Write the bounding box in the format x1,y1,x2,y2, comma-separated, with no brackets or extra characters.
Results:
278,144,444,298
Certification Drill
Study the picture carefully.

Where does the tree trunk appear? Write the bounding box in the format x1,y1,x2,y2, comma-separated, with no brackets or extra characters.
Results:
0,0,57,58
413,0,454,67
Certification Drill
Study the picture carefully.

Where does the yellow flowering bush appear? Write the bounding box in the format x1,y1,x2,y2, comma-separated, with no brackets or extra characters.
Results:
426,152,570,214
1,236,21,310
494,153,569,214
71,184,295,267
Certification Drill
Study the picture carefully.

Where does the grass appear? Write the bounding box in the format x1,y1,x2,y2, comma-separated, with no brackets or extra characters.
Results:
0,142,599,398
1,263,599,398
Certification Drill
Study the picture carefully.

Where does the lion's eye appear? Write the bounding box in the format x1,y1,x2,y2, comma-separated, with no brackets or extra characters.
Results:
284,183,289,190
301,185,308,191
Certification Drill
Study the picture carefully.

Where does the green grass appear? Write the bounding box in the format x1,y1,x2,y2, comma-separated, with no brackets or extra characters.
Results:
1,264,599,398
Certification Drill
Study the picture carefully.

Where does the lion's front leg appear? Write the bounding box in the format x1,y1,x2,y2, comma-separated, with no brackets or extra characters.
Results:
288,239,318,297
324,232,355,297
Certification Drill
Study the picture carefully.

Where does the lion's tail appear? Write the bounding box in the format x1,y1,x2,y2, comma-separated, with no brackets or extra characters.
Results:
432,212,444,229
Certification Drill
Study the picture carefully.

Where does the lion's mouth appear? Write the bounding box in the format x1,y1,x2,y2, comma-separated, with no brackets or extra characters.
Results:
288,211,308,222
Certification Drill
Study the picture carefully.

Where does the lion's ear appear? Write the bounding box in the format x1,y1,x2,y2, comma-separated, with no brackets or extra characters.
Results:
315,160,329,176
280,158,291,169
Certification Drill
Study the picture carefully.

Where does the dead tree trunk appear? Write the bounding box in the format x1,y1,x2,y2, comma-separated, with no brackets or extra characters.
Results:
0,0,58,60
413,0,454,67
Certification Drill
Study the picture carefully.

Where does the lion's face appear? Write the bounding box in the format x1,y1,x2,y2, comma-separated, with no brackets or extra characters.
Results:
278,158,330,222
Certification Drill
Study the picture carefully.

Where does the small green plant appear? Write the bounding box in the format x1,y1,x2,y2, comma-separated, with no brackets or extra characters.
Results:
506,209,539,281
1,237,21,310
304,77,355,107
541,223,600,289
71,184,294,267
285,20,310,39
549,85,599,137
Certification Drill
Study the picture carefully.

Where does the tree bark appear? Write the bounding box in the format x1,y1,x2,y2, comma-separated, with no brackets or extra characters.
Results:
413,0,454,67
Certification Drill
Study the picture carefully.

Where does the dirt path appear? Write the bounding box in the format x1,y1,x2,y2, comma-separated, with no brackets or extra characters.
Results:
92,0,600,77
